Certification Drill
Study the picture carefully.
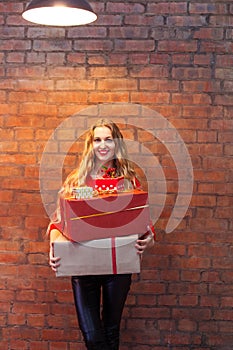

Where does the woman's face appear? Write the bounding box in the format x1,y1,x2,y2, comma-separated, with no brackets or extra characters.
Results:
93,126,115,166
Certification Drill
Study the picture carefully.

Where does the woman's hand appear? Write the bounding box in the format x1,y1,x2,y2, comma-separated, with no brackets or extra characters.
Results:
49,242,61,272
135,225,155,255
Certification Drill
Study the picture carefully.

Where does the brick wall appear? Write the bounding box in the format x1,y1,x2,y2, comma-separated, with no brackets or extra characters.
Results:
1,1,233,349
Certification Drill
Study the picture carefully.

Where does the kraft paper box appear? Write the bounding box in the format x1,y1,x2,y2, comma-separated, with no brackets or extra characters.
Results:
56,190,150,242
53,234,141,277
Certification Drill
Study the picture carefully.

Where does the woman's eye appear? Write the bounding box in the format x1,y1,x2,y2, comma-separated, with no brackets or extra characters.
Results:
93,138,114,144
105,139,113,144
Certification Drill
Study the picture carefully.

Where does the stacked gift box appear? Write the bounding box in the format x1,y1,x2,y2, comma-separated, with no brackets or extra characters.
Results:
51,176,150,277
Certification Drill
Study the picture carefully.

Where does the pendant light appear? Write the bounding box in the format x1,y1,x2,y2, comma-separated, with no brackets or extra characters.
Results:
22,0,97,26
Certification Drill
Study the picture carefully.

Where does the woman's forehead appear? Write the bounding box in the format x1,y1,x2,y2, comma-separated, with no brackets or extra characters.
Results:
93,126,112,138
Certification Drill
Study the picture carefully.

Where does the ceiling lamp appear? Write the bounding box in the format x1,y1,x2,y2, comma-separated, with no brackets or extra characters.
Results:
22,0,97,26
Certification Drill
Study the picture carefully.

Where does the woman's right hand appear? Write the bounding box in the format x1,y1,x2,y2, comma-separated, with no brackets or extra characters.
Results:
49,242,61,272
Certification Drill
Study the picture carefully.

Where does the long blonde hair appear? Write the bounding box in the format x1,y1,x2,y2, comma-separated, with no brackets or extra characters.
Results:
61,119,137,197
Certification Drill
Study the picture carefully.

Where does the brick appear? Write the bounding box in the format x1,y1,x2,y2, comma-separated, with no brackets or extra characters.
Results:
179,295,198,306
8,341,28,350
167,15,207,27
68,27,107,38
97,79,137,91
0,3,23,12
131,92,170,104
27,27,65,39
183,105,223,118
158,294,177,306
6,52,25,63
172,308,211,320
148,2,187,14
0,39,31,51
15,128,34,140
197,130,217,142
19,103,57,117
47,53,66,65
88,54,106,65
221,297,233,308
172,93,211,105
173,67,211,80
131,65,169,78
171,256,211,269
7,66,46,78
190,3,227,14
74,39,113,51
106,3,144,13
108,53,128,65
33,39,72,52
17,79,54,91
178,319,197,332
158,40,197,52
140,79,179,91
210,15,233,26
89,66,127,78
109,27,148,39
150,53,169,64
125,14,163,26
26,52,46,64
114,39,155,52
67,52,85,64
183,80,221,92
200,296,220,307
200,41,233,54
9,91,47,102
172,53,191,65
89,92,129,103
216,68,233,79
47,91,88,103
194,53,212,65
194,28,224,40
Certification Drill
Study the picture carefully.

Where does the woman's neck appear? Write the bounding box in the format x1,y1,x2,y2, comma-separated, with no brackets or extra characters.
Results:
92,161,113,177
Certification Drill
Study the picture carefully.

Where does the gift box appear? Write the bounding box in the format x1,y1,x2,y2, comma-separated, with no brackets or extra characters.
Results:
94,176,125,193
73,186,93,199
57,189,150,242
53,234,141,277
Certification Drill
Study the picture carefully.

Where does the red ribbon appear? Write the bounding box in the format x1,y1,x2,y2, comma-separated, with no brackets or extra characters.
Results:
111,237,117,274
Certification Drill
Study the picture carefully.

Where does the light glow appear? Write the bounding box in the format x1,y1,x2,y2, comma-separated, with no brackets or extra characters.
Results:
22,6,97,26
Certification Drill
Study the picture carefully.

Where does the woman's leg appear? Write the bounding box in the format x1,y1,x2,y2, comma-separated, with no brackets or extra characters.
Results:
102,274,132,350
71,276,108,350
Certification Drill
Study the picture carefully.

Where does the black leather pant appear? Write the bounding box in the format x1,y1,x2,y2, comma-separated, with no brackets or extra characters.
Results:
71,274,132,350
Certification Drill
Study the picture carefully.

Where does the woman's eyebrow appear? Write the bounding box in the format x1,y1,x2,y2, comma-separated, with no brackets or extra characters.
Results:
94,136,113,140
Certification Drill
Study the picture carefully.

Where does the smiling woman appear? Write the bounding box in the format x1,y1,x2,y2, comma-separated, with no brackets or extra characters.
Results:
47,118,155,350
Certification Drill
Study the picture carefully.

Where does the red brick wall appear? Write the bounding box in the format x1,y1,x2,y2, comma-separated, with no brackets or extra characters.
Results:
1,1,233,349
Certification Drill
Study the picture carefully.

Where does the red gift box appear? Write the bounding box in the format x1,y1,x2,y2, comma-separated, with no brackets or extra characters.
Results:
94,176,125,193
57,190,150,242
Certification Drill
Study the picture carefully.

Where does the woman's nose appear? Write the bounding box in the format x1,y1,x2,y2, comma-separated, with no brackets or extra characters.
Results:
99,140,106,147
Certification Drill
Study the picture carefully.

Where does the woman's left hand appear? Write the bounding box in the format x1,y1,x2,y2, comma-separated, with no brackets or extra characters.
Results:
135,225,155,255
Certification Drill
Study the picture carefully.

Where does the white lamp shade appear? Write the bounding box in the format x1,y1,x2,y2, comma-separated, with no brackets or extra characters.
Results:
22,0,97,26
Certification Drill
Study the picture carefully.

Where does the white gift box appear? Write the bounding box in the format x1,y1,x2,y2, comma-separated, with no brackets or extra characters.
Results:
72,186,93,199
53,234,140,277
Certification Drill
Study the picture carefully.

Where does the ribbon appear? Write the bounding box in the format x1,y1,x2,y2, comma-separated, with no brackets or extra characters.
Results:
69,204,149,221
111,237,117,274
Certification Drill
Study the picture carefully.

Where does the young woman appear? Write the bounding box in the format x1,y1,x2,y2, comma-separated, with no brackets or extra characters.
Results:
49,119,155,350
